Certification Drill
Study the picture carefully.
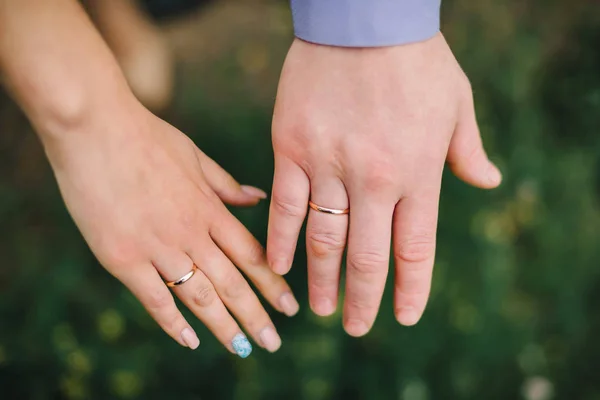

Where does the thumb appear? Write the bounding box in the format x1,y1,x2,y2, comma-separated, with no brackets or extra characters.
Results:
197,151,267,206
447,94,502,189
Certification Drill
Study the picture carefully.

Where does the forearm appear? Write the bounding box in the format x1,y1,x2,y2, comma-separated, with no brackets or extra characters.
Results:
0,0,134,142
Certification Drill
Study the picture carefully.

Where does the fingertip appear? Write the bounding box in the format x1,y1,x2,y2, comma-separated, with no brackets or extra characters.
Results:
270,257,291,275
259,326,282,353
395,306,421,327
343,318,370,337
486,162,502,187
451,160,502,190
223,187,264,207
311,297,335,317
232,333,253,358
279,292,300,316
240,185,268,199
235,197,262,207
181,327,200,350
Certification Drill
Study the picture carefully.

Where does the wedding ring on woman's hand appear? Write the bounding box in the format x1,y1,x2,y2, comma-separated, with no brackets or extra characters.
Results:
165,264,199,287
308,200,349,215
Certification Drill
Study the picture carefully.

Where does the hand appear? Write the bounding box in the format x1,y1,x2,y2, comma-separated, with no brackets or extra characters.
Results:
45,100,299,356
267,33,501,336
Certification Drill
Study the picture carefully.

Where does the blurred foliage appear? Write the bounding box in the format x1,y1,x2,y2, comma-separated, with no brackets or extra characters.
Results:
1,0,600,399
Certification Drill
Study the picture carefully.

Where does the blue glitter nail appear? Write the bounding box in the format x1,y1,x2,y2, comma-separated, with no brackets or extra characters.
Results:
232,333,252,358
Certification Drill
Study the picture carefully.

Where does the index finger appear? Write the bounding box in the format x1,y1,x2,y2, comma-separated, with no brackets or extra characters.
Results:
267,155,310,275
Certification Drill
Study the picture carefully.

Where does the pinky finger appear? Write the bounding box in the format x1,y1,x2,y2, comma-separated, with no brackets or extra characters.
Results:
118,265,200,349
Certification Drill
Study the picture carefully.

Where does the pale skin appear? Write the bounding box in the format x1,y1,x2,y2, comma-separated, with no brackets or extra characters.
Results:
1,0,500,347
268,36,502,336
0,0,299,354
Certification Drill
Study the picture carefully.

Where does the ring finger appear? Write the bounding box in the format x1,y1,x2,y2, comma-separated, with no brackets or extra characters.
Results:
306,175,349,316
153,248,249,357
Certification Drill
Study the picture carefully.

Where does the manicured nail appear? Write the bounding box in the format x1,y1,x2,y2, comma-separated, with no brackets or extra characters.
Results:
181,327,200,350
259,326,282,353
231,333,252,358
487,163,502,186
279,292,300,316
396,306,421,326
240,185,267,199
344,318,369,337
312,297,335,316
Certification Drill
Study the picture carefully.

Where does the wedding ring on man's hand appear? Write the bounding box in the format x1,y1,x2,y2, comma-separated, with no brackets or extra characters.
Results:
165,264,199,287
308,200,349,215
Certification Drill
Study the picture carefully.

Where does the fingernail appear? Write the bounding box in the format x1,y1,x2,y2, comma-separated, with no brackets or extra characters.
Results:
231,333,252,358
396,306,421,326
312,297,335,316
181,327,200,350
344,318,370,337
240,185,267,199
279,292,300,316
259,326,282,353
487,163,502,186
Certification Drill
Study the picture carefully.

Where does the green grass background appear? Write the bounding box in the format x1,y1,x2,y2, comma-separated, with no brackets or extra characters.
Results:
1,1,600,399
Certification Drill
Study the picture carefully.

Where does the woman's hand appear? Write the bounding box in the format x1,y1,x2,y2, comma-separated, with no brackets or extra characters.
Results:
44,101,298,357
1,0,298,357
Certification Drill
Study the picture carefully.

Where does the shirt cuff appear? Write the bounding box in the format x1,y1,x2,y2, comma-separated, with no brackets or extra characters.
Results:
290,0,441,47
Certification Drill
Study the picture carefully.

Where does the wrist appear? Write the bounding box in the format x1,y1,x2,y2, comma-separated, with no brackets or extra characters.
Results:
36,80,143,170
0,0,147,170
25,69,136,137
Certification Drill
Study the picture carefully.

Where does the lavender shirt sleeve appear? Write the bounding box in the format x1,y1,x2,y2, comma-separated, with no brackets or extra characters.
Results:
290,0,441,47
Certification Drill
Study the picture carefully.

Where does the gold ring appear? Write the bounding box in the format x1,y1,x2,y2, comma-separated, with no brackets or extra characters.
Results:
309,200,349,215
166,264,198,287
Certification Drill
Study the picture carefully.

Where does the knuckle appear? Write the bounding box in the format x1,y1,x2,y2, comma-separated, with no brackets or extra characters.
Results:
193,285,218,308
179,211,199,232
360,160,397,193
307,230,346,257
395,268,433,295
222,271,247,300
398,283,431,297
395,234,436,264
310,275,338,291
162,311,183,334
101,240,138,269
347,251,388,275
346,296,376,312
146,289,173,311
244,240,266,267
272,193,306,218
272,125,307,154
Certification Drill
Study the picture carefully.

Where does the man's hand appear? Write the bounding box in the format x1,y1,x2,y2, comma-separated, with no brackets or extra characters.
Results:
267,33,501,336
